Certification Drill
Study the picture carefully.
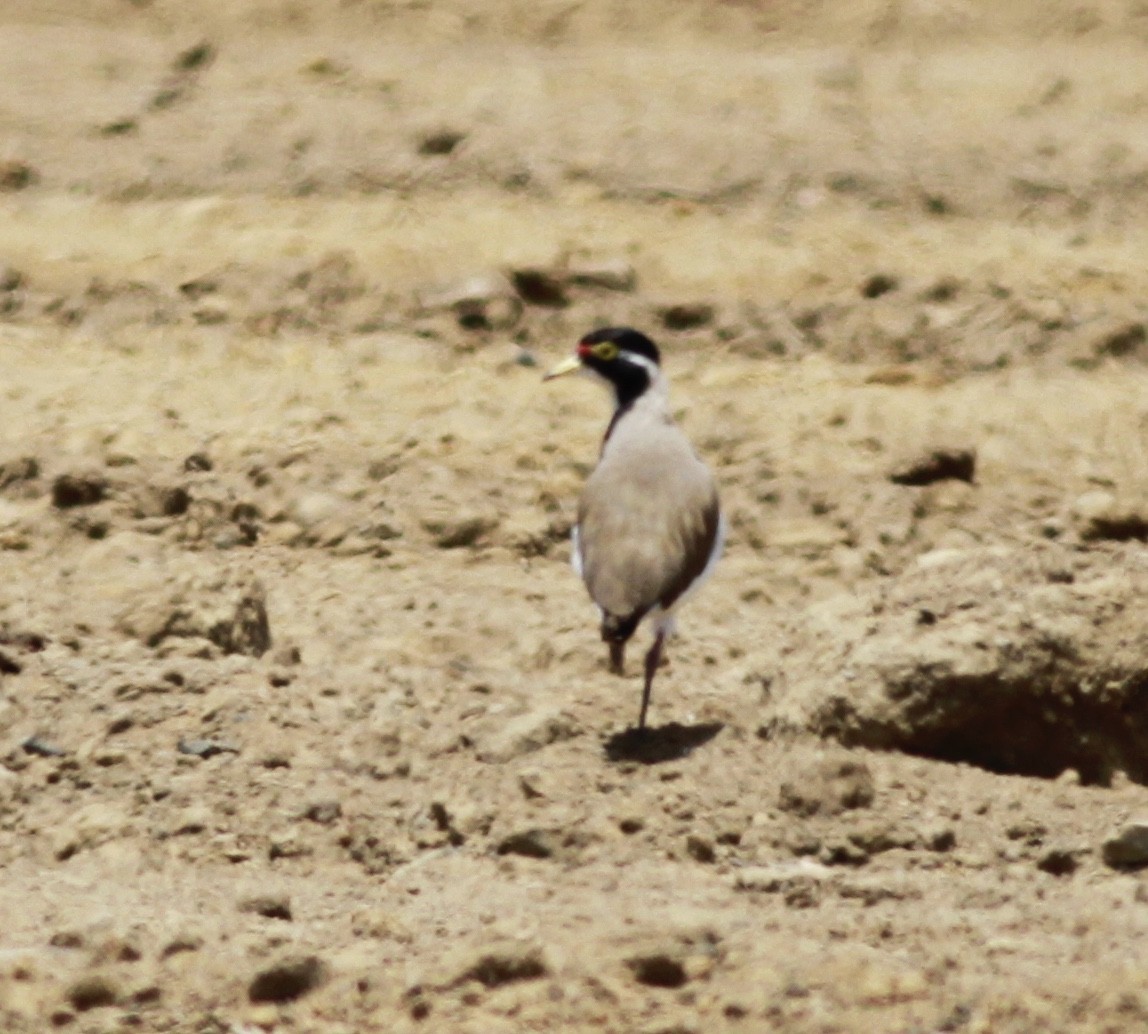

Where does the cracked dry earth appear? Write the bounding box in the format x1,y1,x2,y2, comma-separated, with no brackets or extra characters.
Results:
8,2,1148,1032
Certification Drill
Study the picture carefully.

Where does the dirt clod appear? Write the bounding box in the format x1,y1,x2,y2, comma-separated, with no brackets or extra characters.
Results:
51,473,108,508
65,973,119,1011
1102,822,1148,869
239,894,293,921
248,955,327,1003
890,448,976,486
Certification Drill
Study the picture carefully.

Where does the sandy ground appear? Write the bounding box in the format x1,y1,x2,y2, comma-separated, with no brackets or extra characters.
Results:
5,2,1148,1031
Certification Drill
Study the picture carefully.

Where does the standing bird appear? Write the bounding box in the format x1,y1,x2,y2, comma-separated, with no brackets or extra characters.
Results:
544,327,723,730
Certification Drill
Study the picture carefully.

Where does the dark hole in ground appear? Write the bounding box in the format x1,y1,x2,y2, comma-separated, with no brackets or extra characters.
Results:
835,679,1148,787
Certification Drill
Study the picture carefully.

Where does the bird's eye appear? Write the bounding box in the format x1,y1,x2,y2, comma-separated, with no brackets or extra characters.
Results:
593,342,619,361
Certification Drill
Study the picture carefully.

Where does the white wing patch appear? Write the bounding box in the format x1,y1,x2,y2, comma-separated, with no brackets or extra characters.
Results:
571,523,584,578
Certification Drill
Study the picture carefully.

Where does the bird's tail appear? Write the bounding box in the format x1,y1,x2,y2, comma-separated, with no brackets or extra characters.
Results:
600,612,640,676
600,611,641,645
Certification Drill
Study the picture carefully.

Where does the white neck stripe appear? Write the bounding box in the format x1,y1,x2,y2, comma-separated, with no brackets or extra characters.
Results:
618,351,659,378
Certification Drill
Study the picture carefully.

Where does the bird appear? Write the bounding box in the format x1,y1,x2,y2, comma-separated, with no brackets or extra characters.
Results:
544,326,724,731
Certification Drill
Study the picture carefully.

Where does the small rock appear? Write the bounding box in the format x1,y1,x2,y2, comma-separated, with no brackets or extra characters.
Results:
0,456,38,490
304,800,342,825
417,128,466,156
291,492,344,529
732,860,834,894
66,973,119,1011
496,828,556,859
860,273,899,299
118,577,272,657
0,160,38,191
89,935,143,965
847,820,920,855
924,824,957,852
168,804,212,836
183,452,213,472
1072,491,1148,543
423,514,497,549
685,834,716,863
174,40,215,71
1094,320,1146,358
52,472,108,508
248,954,327,1003
475,707,581,763
446,941,548,988
820,837,870,866
0,265,24,292
657,302,715,331
778,755,875,818
1037,846,1082,876
160,933,203,958
99,118,138,137
49,930,86,949
890,448,976,486
176,738,238,759
564,258,637,293
22,736,65,757
351,907,413,942
509,268,569,308
239,894,293,921
51,803,130,858
627,953,688,989
1102,821,1148,869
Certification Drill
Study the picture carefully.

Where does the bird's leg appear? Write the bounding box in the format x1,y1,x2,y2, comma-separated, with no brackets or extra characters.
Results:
608,640,625,675
637,628,666,731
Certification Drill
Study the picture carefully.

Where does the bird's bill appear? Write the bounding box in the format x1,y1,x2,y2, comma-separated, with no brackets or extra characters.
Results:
543,354,584,381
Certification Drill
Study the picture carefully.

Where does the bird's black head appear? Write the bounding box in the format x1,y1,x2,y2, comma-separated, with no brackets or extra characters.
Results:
573,327,661,406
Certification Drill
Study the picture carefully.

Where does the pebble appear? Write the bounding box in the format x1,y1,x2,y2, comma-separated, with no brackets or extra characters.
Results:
0,159,38,191
475,708,581,764
509,268,569,308
564,257,637,293
238,894,293,921
1102,821,1148,868
444,941,548,989
657,302,715,330
1037,846,1083,877
423,513,497,549
66,973,119,1011
183,451,213,472
627,952,688,989
303,799,343,825
176,737,238,759
22,736,66,757
686,834,716,863
1093,319,1145,358
778,755,875,818
417,128,466,156
860,272,899,298
248,954,327,1003
0,455,38,488
496,828,556,860
51,472,108,509
889,447,976,486
0,264,25,292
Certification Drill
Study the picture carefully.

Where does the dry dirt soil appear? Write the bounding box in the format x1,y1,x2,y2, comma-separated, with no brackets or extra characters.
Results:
8,2,1148,1031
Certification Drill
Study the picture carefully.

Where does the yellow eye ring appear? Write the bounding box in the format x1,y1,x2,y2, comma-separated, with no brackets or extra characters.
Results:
593,341,619,361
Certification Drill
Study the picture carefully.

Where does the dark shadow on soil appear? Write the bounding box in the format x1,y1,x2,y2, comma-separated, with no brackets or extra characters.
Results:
604,721,724,765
